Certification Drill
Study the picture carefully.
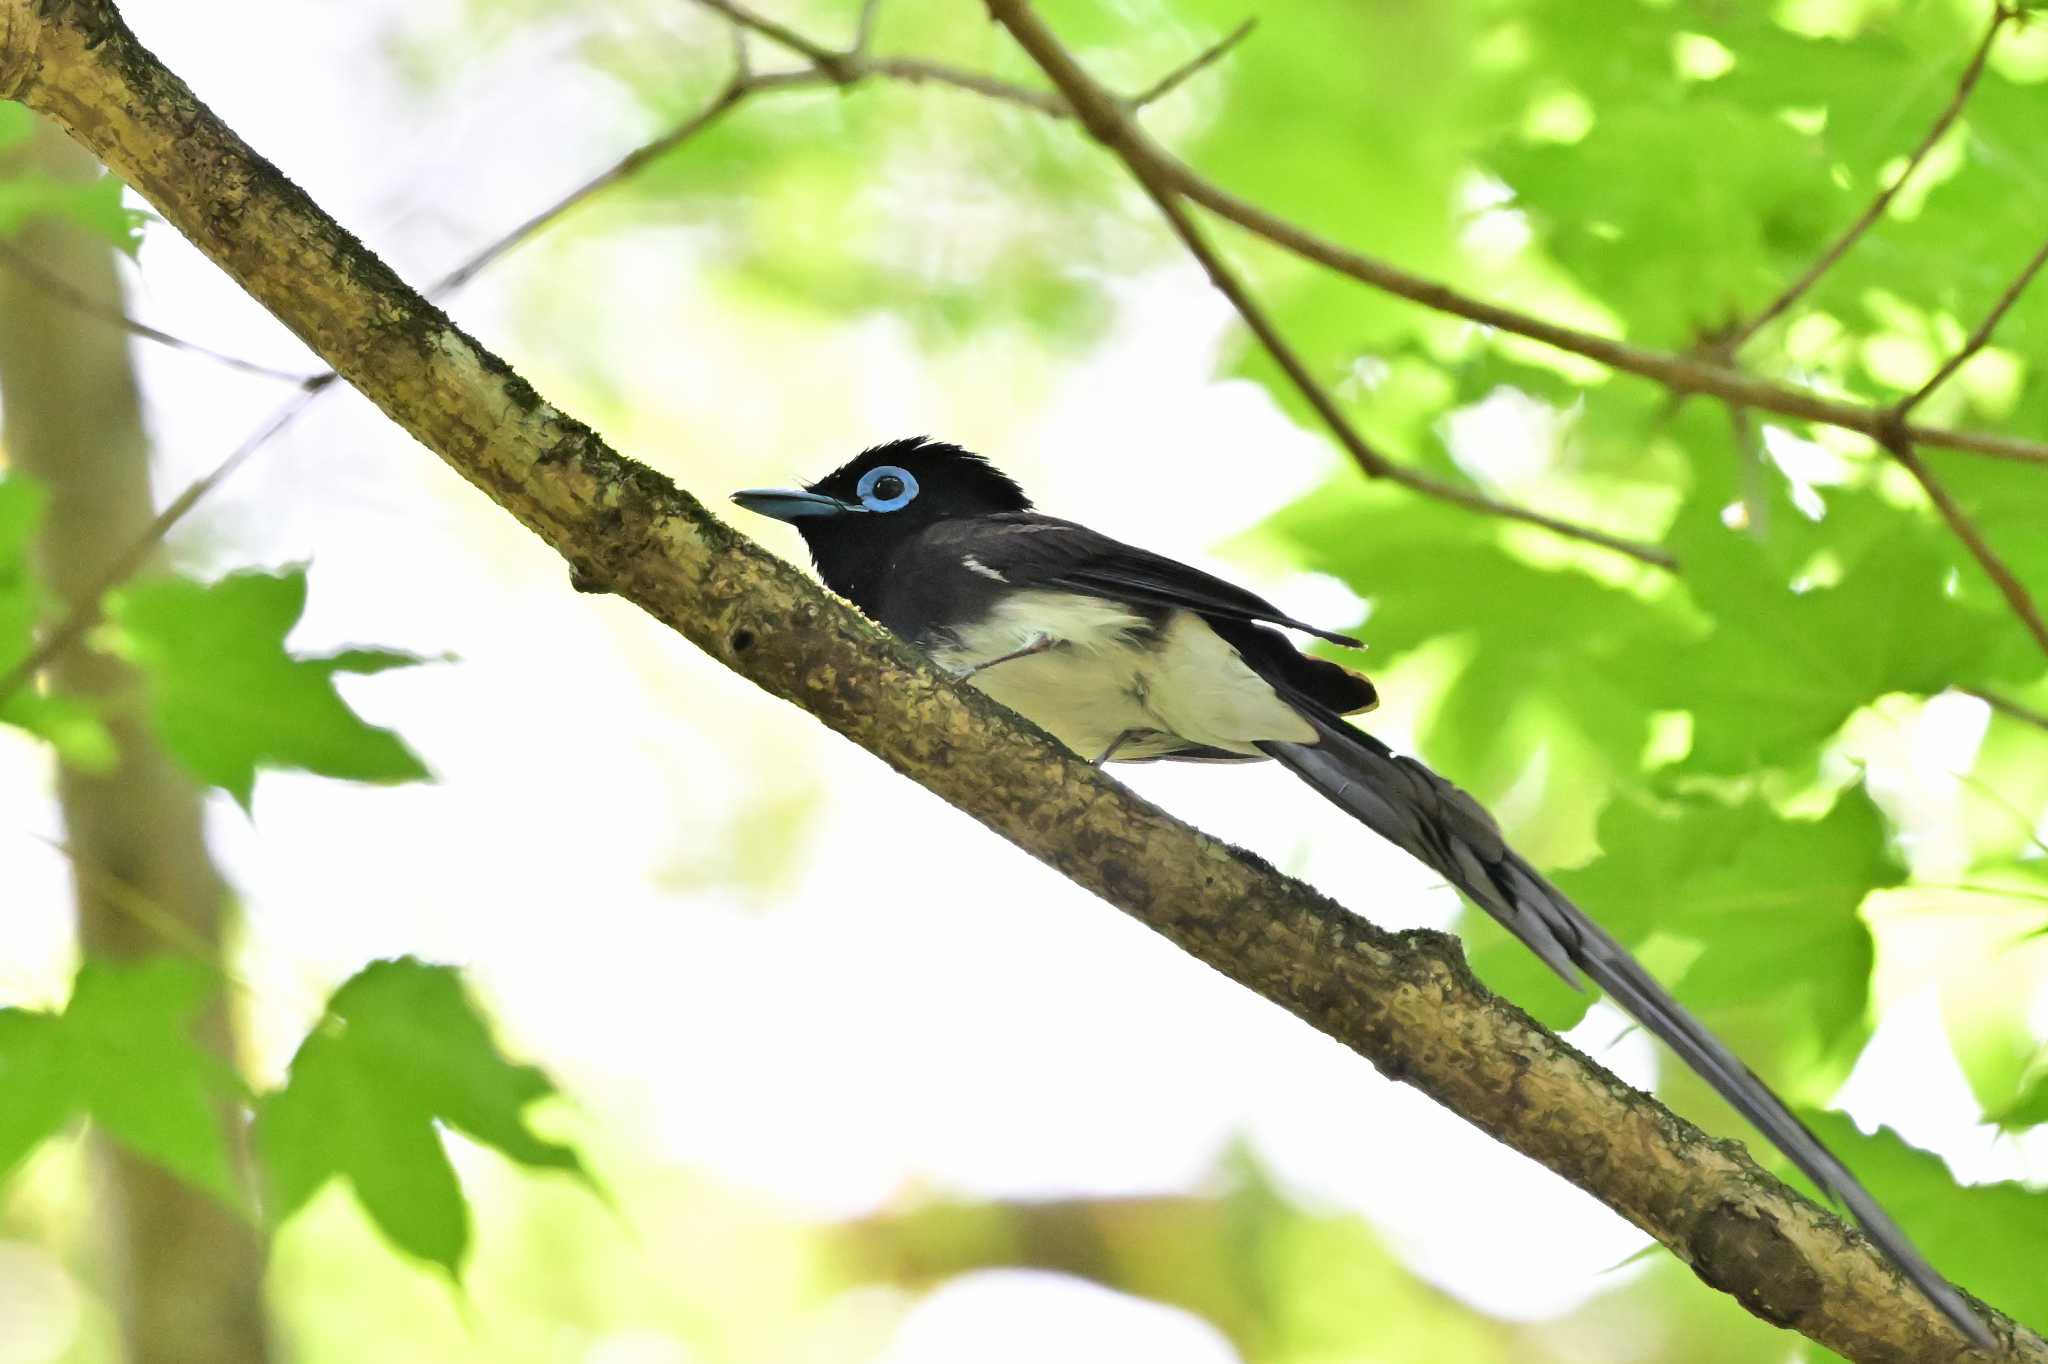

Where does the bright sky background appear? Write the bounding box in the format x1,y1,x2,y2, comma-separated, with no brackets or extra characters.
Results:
3,1,2043,1360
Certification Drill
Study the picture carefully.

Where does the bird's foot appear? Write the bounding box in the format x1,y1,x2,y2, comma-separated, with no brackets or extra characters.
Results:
955,633,1062,681
1093,730,1142,765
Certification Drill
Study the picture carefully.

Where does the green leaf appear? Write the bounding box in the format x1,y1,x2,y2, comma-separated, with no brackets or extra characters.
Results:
838,1142,1509,1362
1591,787,1894,1058
255,958,588,1276
64,958,243,1199
2000,1048,2048,1131
103,568,433,809
0,957,239,1198
0,475,114,766
1258,475,1685,808
1874,867,2048,1126
1464,786,1897,1077
0,1011,72,1175
1653,487,2017,774
0,171,147,255
1184,0,1478,270
1928,458,2048,675
0,104,31,150
1492,100,1826,346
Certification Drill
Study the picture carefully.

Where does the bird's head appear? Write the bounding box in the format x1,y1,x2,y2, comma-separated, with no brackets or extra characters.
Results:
732,438,1031,597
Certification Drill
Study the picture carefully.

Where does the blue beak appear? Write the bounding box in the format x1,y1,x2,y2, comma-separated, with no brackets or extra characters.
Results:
730,488,860,522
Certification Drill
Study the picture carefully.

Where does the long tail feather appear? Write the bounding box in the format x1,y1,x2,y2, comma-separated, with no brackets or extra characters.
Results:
1260,709,1990,1347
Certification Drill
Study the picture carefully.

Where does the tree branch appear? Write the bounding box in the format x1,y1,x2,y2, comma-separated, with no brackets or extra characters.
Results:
4,0,2032,1358
1881,430,2048,659
0,55,762,707
687,6,1669,564
1899,234,2048,418
1015,53,1675,567
1965,685,2048,735
1723,3,2017,352
1125,17,1257,108
678,4,2048,473
0,236,316,380
427,70,767,295
691,0,854,78
853,0,882,55
1073,88,2048,470
0,380,330,712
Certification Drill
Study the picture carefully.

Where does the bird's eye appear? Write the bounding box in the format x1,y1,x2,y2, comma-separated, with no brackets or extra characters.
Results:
856,465,919,512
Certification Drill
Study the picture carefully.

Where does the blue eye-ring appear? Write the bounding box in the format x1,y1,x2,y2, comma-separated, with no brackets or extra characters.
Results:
857,465,919,512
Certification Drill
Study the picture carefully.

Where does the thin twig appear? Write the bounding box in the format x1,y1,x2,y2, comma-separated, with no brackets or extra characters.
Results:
866,54,1064,112
979,0,1673,567
1897,234,2048,417
33,834,336,1014
701,1,2048,468
0,380,332,712
1727,403,1771,539
727,15,753,82
1965,685,2048,735
1126,18,1257,108
1158,155,2048,468
691,0,853,76
1155,175,1672,565
1725,3,2016,352
1882,432,2048,660
18,0,2047,717
428,76,765,294
744,21,2048,468
690,0,1230,113
33,835,236,978
0,69,771,708
0,238,317,382
1863,700,2048,858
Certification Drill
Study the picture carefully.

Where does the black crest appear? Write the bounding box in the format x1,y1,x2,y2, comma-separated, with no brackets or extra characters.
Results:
772,438,1030,607
805,437,1033,516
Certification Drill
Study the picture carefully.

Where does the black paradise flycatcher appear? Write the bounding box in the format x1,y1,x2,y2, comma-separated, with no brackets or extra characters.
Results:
734,437,1989,1348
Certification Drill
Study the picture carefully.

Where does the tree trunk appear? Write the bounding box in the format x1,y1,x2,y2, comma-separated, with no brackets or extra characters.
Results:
0,115,271,1364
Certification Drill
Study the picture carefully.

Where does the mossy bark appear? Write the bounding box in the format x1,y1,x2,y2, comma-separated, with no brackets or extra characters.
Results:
0,114,271,1364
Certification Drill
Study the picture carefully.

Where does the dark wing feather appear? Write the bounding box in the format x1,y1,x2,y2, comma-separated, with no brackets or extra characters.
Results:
938,515,1363,647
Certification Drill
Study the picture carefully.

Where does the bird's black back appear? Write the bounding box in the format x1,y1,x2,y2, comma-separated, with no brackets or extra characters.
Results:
874,513,1377,719
781,439,1375,720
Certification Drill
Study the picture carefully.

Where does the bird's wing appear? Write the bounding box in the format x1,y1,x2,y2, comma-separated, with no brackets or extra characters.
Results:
1250,684,1989,1347
946,516,1363,647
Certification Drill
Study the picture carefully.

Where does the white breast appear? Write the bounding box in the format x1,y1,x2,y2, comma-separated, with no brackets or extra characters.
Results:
930,591,1314,760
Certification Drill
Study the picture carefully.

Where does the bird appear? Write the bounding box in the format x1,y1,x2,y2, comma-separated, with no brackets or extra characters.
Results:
732,436,1990,1348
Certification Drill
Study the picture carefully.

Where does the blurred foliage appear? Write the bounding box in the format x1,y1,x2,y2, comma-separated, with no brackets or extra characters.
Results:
396,0,2048,1350
0,105,146,253
6,0,2048,1358
834,1149,1521,1362
831,1122,2048,1361
0,171,144,256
